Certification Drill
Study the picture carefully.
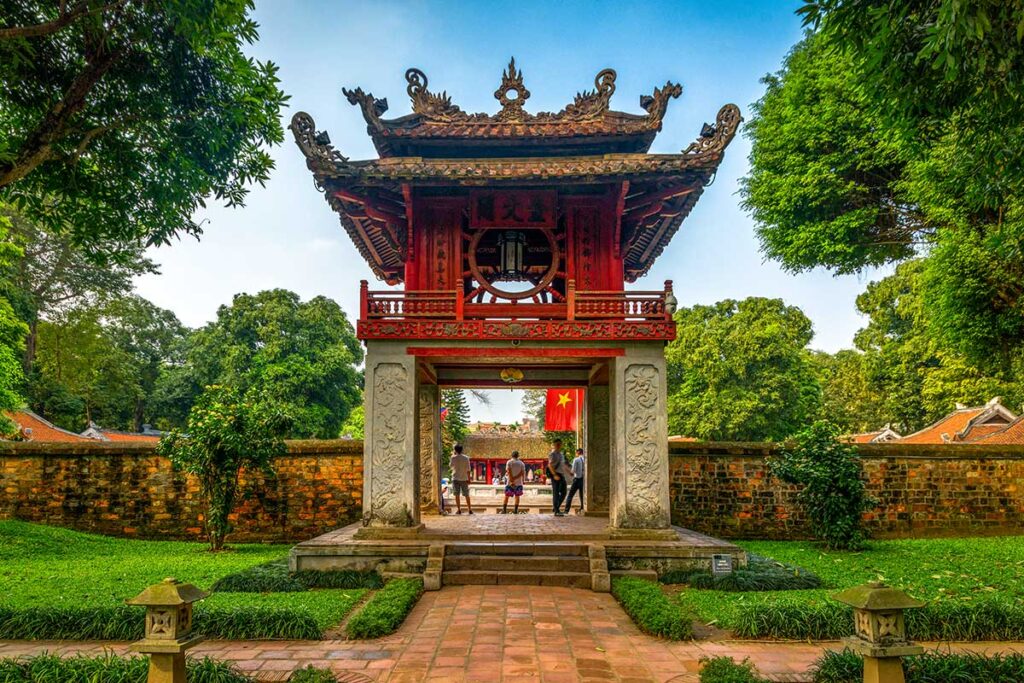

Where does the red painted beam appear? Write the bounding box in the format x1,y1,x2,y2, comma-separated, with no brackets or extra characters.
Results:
406,347,624,358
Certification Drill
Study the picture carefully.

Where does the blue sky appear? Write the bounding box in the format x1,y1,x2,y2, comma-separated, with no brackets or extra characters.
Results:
135,1,888,422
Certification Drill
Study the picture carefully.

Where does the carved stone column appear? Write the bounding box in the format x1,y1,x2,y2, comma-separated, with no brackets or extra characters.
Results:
608,345,671,531
360,343,421,529
418,382,441,514
586,385,610,515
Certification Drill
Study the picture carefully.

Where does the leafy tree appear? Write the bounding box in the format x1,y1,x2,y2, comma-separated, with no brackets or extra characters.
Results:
158,385,290,550
0,206,154,372
0,0,288,248
340,404,364,439
185,289,363,439
770,420,875,550
809,350,887,434
666,297,821,441
0,211,26,433
441,389,470,458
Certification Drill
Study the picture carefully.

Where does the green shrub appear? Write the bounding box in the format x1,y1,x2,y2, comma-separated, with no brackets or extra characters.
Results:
346,578,423,639
211,560,384,594
194,605,321,640
0,654,250,683
769,421,875,550
288,666,338,682
700,656,766,682
211,560,307,593
734,598,1024,641
661,554,822,591
813,648,1024,683
610,576,693,640
293,569,384,590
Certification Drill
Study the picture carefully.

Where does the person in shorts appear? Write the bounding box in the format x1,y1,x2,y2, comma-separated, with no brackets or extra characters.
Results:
449,444,473,514
502,450,526,514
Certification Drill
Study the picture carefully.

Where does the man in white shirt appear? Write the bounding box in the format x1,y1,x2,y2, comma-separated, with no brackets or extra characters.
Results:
449,444,473,514
502,450,526,514
563,448,586,514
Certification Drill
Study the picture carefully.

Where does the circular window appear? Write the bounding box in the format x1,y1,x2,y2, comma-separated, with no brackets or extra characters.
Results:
467,227,560,301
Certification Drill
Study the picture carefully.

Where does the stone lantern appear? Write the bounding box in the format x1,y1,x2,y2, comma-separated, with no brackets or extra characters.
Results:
127,577,209,683
833,581,925,683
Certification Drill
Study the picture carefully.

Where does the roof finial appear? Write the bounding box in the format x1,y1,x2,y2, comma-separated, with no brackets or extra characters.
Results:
495,57,530,122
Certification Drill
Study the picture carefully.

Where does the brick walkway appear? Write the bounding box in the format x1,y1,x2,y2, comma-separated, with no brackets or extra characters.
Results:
2,586,1023,682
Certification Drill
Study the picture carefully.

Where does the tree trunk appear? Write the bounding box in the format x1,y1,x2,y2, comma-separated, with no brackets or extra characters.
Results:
133,398,145,433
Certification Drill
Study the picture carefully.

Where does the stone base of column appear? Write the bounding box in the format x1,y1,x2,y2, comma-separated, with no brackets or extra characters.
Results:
354,524,426,540
606,526,679,541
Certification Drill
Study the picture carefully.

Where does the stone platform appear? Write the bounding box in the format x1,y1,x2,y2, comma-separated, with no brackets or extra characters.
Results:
290,515,744,591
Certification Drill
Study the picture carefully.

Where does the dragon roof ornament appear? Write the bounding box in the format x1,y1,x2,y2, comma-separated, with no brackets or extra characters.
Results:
341,58,682,131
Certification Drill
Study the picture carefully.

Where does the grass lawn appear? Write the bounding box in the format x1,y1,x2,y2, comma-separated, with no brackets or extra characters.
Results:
678,536,1024,631
0,521,368,639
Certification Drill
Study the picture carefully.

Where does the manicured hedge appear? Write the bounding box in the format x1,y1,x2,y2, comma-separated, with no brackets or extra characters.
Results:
813,649,1024,683
211,560,383,593
0,654,252,683
733,598,1024,641
346,578,424,639
699,656,766,682
610,576,693,640
661,554,822,591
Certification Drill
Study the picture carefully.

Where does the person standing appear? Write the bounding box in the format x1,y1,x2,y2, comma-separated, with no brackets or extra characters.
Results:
546,439,571,516
502,450,526,514
450,444,473,515
563,447,586,514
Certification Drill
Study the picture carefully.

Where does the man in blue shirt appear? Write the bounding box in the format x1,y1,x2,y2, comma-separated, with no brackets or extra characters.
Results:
563,448,586,514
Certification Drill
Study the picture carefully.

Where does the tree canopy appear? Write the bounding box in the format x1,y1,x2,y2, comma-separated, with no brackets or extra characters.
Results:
666,297,820,441
184,289,363,439
0,0,287,249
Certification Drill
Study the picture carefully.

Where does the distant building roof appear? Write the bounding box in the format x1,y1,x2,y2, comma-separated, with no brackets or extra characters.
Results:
80,421,163,443
969,416,1024,445
847,426,902,444
4,409,92,442
899,398,1017,444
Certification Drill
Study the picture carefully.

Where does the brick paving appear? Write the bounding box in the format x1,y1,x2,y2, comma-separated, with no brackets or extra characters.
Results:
3,586,1024,682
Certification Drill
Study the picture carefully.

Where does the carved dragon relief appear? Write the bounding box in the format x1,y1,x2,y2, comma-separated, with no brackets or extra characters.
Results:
683,104,742,155
289,112,348,177
620,364,669,528
342,59,680,128
369,362,413,526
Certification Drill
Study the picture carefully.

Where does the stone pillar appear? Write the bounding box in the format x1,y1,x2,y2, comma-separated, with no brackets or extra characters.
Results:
608,344,671,531
361,343,421,529
418,382,441,514
586,385,610,515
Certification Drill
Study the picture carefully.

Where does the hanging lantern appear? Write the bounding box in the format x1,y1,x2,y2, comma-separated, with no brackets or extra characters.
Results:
497,230,527,278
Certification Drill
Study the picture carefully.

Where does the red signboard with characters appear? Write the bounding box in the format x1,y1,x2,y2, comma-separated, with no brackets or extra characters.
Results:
471,190,556,228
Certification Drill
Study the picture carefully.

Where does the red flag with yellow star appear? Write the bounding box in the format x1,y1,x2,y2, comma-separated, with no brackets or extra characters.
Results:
545,389,583,432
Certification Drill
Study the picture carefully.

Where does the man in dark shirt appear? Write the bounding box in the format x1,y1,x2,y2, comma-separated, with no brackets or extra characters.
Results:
546,439,571,516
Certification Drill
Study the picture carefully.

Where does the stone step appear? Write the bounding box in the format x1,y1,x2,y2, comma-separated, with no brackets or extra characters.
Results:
445,542,589,557
442,570,592,588
444,554,591,573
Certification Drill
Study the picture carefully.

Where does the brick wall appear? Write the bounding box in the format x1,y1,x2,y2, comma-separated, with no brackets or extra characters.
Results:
0,440,362,542
669,442,1024,539
4,439,1024,542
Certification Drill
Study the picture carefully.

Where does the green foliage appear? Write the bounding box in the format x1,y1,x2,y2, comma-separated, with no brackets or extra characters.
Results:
340,404,364,439
211,559,384,592
441,389,470,456
610,576,693,640
346,578,423,640
0,0,288,249
159,385,290,550
667,298,820,441
0,654,251,683
660,554,822,591
699,657,766,683
288,667,339,683
185,289,363,439
809,350,888,434
813,648,1024,683
769,421,874,550
732,599,849,640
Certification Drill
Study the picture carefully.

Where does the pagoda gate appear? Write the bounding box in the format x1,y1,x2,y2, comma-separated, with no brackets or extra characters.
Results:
292,60,739,537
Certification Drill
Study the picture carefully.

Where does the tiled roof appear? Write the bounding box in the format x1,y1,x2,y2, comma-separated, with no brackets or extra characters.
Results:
850,431,885,444
971,417,1024,445
5,410,91,442
96,431,161,443
847,427,901,444
899,400,1017,444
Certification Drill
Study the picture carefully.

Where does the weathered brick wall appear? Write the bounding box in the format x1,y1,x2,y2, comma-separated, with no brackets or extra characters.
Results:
669,442,1024,539
0,440,362,542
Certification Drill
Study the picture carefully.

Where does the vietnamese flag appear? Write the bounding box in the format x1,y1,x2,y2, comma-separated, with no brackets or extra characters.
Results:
545,389,584,431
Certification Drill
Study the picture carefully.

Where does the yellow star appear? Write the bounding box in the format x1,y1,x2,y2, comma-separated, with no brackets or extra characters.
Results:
556,391,572,408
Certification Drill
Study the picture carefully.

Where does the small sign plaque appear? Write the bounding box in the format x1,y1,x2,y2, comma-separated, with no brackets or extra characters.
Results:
711,554,733,576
